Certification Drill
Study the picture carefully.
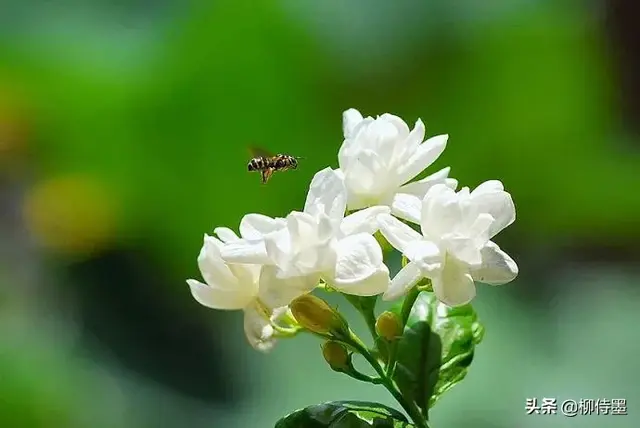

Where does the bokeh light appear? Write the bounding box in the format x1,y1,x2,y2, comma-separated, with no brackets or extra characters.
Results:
22,174,118,257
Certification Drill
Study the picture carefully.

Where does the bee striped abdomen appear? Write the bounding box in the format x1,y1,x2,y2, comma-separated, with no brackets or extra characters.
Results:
248,157,266,171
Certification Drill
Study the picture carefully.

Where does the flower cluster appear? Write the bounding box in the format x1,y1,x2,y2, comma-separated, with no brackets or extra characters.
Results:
187,109,518,351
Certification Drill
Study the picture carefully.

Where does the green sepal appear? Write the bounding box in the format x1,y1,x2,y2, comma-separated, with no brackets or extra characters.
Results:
374,230,394,253
274,401,414,427
392,291,484,419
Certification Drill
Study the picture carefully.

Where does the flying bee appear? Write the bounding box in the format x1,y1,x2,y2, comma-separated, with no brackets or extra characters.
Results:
247,146,303,184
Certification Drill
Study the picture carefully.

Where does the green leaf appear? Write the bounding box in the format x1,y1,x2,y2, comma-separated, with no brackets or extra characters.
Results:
392,291,484,419
274,401,413,427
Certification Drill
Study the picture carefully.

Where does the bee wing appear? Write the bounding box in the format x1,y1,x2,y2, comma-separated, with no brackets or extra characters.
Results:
248,145,274,158
260,168,274,184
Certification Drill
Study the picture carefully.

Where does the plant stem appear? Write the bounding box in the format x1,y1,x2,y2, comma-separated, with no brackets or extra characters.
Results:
343,294,378,341
400,284,421,325
386,285,422,376
340,291,430,426
343,369,384,385
362,311,378,341
349,334,428,428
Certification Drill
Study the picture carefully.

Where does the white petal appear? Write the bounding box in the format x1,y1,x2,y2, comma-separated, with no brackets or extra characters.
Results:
202,233,224,249
469,213,494,242
228,263,260,287
338,117,375,171
349,116,375,141
444,178,458,190
342,149,387,196
397,167,456,198
214,227,239,243
362,118,404,163
441,213,493,267
187,279,254,310
315,214,337,249
382,261,423,301
472,180,504,194
377,213,422,253
220,240,271,264
374,114,410,161
470,180,515,238
420,184,462,239
392,118,425,166
431,259,476,307
304,168,347,224
331,233,389,295
257,265,319,308
286,211,318,244
338,139,356,171
395,134,448,185
378,113,411,137
471,241,518,285
264,228,292,269
343,108,364,138
287,243,336,277
340,205,390,236
281,212,335,272
197,235,236,286
239,214,285,240
403,240,442,273
334,268,389,296
390,193,422,224
243,302,277,353
443,236,482,267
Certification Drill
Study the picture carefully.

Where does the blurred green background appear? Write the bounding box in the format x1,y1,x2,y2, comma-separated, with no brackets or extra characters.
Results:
1,1,638,427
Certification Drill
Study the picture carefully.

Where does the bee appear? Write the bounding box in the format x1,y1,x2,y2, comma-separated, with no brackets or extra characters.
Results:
247,146,303,184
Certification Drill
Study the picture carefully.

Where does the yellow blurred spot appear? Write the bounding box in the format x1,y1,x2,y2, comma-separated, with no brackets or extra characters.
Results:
0,80,29,159
23,175,118,257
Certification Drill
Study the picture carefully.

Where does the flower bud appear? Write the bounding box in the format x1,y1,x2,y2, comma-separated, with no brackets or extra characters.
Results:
322,341,350,372
290,294,349,338
375,311,402,341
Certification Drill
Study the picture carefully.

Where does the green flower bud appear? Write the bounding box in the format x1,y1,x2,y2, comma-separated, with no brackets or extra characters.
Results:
290,294,349,338
322,341,350,372
375,311,402,341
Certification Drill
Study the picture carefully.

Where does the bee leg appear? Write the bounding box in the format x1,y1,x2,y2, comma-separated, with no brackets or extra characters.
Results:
261,168,273,184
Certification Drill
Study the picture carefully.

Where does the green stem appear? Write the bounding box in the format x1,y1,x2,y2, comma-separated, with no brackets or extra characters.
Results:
400,285,422,325
342,368,384,385
362,311,378,341
349,334,428,428
386,285,422,377
343,294,378,341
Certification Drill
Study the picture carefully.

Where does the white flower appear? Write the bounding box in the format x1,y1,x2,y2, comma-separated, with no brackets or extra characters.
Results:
377,181,518,306
186,231,288,352
338,108,458,215
221,167,391,305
